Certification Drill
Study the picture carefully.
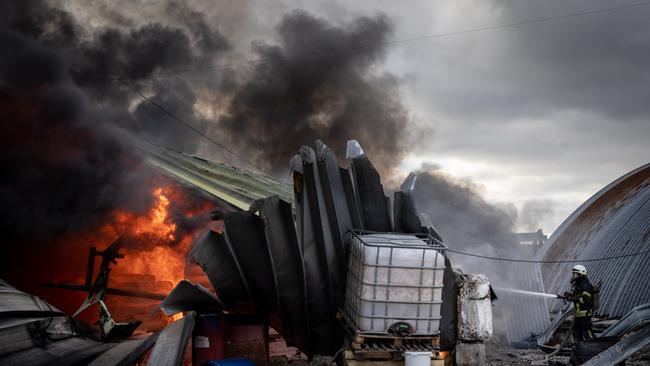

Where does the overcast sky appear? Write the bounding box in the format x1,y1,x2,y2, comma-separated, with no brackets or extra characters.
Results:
237,0,650,233
62,0,650,234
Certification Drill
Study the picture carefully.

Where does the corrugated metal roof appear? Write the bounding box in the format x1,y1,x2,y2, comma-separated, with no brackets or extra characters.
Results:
143,145,293,210
537,163,650,317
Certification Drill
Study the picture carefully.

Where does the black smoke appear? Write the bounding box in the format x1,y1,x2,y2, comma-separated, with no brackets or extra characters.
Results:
0,0,228,241
1,1,413,243
413,166,518,251
218,10,410,173
410,165,533,289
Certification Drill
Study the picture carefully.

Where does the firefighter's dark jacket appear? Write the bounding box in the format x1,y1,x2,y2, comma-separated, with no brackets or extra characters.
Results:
565,276,593,318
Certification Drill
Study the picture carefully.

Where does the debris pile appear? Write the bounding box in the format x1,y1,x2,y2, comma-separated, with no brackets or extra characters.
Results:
180,139,447,357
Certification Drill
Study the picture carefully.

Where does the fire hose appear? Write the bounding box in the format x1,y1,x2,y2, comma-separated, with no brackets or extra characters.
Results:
545,297,574,360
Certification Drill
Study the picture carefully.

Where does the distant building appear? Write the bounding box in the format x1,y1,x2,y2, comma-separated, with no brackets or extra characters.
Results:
516,229,548,255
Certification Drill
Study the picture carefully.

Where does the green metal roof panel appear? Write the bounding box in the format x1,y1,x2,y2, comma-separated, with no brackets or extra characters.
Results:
143,146,293,210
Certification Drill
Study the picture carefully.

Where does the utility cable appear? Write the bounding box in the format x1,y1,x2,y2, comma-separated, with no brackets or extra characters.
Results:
444,247,650,264
117,78,267,174
80,1,650,81
94,79,113,106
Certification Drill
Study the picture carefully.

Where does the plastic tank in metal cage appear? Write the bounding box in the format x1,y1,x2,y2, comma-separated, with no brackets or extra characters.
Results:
342,232,447,335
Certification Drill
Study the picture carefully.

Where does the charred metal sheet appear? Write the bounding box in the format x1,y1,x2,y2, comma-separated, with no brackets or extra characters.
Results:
340,167,362,229
188,231,252,309
0,280,64,317
222,210,277,314
252,196,312,354
0,336,115,366
158,280,223,316
291,155,341,356
347,141,392,232
0,322,39,357
0,317,54,331
600,303,650,337
394,173,424,233
582,324,650,366
88,332,160,366
315,140,352,271
439,257,459,351
0,313,78,358
300,145,344,308
538,163,650,318
148,311,196,366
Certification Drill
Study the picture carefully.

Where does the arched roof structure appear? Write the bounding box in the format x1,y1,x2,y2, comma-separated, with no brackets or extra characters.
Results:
538,163,650,317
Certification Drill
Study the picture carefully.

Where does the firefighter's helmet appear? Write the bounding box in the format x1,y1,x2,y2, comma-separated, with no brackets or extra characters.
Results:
572,264,587,276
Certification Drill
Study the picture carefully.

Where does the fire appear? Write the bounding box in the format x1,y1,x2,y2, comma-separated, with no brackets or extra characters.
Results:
108,184,216,287
172,313,184,321
114,187,178,243
94,182,217,331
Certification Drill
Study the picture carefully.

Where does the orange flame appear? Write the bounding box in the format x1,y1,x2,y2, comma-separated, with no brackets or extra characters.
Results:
105,185,214,288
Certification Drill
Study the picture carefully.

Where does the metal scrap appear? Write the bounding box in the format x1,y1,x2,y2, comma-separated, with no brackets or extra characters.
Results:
88,332,160,366
148,311,196,366
582,324,650,366
158,280,223,316
189,230,253,308
599,302,650,337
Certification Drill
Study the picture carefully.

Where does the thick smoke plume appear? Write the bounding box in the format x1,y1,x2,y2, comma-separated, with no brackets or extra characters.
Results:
218,11,409,173
1,1,411,245
411,166,548,342
411,165,532,284
413,165,518,251
0,0,227,242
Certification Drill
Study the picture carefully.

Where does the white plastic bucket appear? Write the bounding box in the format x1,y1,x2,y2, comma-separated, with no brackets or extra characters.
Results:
404,351,431,366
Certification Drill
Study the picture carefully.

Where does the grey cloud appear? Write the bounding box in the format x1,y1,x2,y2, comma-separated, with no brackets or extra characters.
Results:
517,199,555,232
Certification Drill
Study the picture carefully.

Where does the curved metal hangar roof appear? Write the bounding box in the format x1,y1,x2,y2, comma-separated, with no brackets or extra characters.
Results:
538,163,650,317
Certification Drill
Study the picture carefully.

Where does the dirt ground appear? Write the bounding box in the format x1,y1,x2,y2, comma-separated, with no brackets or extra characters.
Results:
485,342,650,365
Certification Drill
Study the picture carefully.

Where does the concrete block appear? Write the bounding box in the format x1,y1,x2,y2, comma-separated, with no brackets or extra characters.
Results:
458,273,493,341
454,342,486,366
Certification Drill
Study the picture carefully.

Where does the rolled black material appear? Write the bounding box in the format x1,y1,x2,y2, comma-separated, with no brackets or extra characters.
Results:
350,155,392,232
189,231,252,309
253,196,312,353
187,140,449,357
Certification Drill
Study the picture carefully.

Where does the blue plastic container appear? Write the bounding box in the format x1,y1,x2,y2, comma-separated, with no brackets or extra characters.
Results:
202,358,256,366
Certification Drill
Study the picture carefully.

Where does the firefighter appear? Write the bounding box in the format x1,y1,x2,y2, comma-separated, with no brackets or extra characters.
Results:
563,264,594,342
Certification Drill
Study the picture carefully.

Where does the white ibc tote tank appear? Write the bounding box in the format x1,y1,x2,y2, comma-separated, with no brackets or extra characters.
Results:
342,232,447,335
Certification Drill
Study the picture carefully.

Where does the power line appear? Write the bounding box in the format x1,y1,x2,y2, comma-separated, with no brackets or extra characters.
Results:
94,79,113,106
116,78,267,173
445,247,650,264
83,0,650,81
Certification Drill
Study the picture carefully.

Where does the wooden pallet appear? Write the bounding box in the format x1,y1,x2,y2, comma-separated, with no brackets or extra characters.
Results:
337,312,441,358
